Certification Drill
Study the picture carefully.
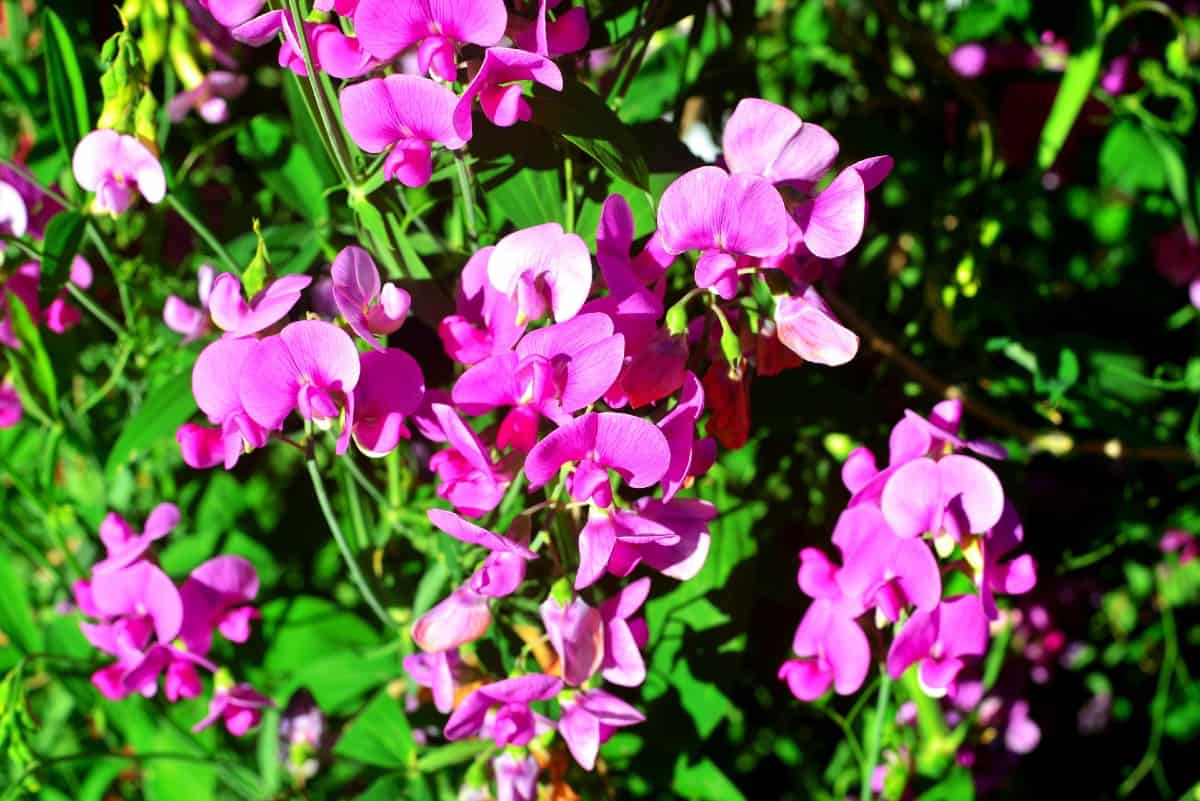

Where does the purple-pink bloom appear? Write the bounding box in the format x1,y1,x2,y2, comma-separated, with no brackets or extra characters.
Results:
428,509,536,597
88,560,184,645
510,0,590,58
72,130,165,215
199,0,265,27
163,264,215,343
404,649,468,714
540,595,603,686
574,504,678,590
880,453,1005,541
656,165,789,298
559,689,644,771
354,0,507,77
184,336,271,470
352,348,425,457
774,286,858,366
887,595,988,696
0,179,27,237
976,501,1037,620
330,246,411,350
178,555,261,654
0,380,21,429
606,497,715,582
779,598,870,700
439,246,527,365
524,412,671,507
239,320,361,453
443,673,562,746
92,503,180,575
427,403,512,517
487,222,592,325
233,12,376,79
453,47,564,140
657,372,705,501
599,576,649,686
168,72,248,124
493,752,539,801
207,271,311,337
194,682,273,736
340,77,465,188
412,585,493,652
836,505,942,623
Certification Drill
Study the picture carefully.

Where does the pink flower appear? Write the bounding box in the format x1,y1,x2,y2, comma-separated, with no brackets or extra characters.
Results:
233,12,376,79
0,163,62,240
207,271,311,337
774,286,858,366
0,178,27,237
887,595,989,697
452,47,564,140
976,501,1037,620
779,598,870,700
352,349,425,458
199,0,265,27
439,246,526,365
193,682,273,736
428,509,537,597
239,320,361,452
182,336,271,470
92,503,180,575
524,412,671,507
443,674,562,746
540,594,604,686
598,577,650,686
487,222,592,325
330,246,412,349
509,0,590,58
657,372,706,500
0,380,21,428
178,555,261,654
163,264,215,343
558,689,644,771
878,454,1005,541
412,585,493,652
168,72,248,124
836,505,941,623
493,752,539,801
72,130,166,215
606,497,715,583
656,165,789,298
404,649,468,714
354,0,508,78
574,504,678,589
427,403,512,516
340,77,465,188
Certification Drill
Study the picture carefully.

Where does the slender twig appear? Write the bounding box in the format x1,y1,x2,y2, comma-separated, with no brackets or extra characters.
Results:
861,669,892,801
285,0,357,184
76,340,132,416
85,223,136,327
305,458,396,629
164,194,239,274
1120,604,1177,796
563,152,575,233
65,283,124,339
342,453,389,510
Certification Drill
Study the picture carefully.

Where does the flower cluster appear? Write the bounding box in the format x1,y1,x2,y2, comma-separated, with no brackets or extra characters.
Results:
780,400,1038,702
72,504,271,735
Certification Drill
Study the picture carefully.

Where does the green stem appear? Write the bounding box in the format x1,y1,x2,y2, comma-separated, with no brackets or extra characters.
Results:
344,453,389,510
305,458,395,630
861,668,892,801
65,283,124,339
85,223,135,328
1120,604,1177,796
164,194,239,274
76,341,132,416
563,152,575,233
339,460,370,550
454,153,479,246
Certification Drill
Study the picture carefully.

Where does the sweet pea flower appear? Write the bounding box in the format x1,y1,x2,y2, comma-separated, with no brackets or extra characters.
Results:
167,72,248,124
540,595,603,686
836,505,942,624
453,47,564,140
178,555,261,654
88,560,184,645
413,585,493,652
974,501,1037,620
888,595,988,697
72,130,166,215
163,264,215,343
429,509,537,597
525,412,671,508
92,503,180,575
194,680,273,736
0,164,62,240
233,12,375,79
199,0,265,27
80,617,160,700
0,179,27,237
879,453,1005,541
599,577,650,686
439,246,526,365
657,372,706,500
510,0,590,58
453,313,625,450
329,246,411,349
559,689,644,771
340,77,466,188
428,403,512,516
443,673,562,746
207,271,311,337
181,336,271,470
493,752,539,801
352,348,425,457
239,320,361,453
657,165,789,298
774,286,859,366
779,598,870,700
404,649,469,714
0,380,21,428
575,503,678,589
354,0,507,78
487,222,592,325
606,497,716,583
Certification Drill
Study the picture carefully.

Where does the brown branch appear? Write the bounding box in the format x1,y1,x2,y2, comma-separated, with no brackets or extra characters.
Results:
823,291,1198,464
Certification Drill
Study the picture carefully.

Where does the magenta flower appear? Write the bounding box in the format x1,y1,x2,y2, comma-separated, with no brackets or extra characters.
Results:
608,329,688,409
606,497,716,582
443,673,563,746
559,689,644,771
453,47,564,140
599,577,650,686
354,0,507,77
656,165,789,298
575,504,678,589
510,0,590,58
352,349,425,458
657,372,705,500
239,320,361,452
453,313,625,450
837,506,942,623
0,380,21,429
72,130,165,215
182,336,271,470
412,585,493,652
778,599,870,700
439,246,526,365
540,595,603,686
233,12,375,79
194,681,274,736
774,286,859,366
340,77,465,188
168,72,248,124
92,503,180,575
975,501,1037,620
404,649,468,714
487,222,592,325
887,595,988,696
879,453,1005,541
595,193,672,287
0,179,27,237
199,0,265,27
525,412,671,507
178,555,261,654
163,264,215,343
207,271,311,337
88,560,183,646
493,752,539,801
0,164,62,240
429,509,537,597
329,246,410,349
427,403,512,517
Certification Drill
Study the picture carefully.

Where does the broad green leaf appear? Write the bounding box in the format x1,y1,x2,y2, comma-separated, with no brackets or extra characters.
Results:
530,80,650,190
104,368,195,476
237,116,331,222
915,766,975,801
0,548,41,653
42,8,90,157
1037,35,1102,169
333,690,415,770
672,756,748,801
415,740,492,773
1098,120,1167,193
5,287,58,416
261,596,379,677
485,165,562,229
355,775,410,801
38,211,86,304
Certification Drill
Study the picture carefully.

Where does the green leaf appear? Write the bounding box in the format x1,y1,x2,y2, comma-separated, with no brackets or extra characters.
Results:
0,548,41,653
42,8,90,156
485,165,562,230
1098,119,1167,193
1037,34,1102,170
104,368,195,476
333,690,415,770
415,740,492,773
38,211,86,304
236,116,330,222
261,596,379,677
530,80,650,190
355,775,410,801
672,756,748,801
5,287,58,416
915,766,975,801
